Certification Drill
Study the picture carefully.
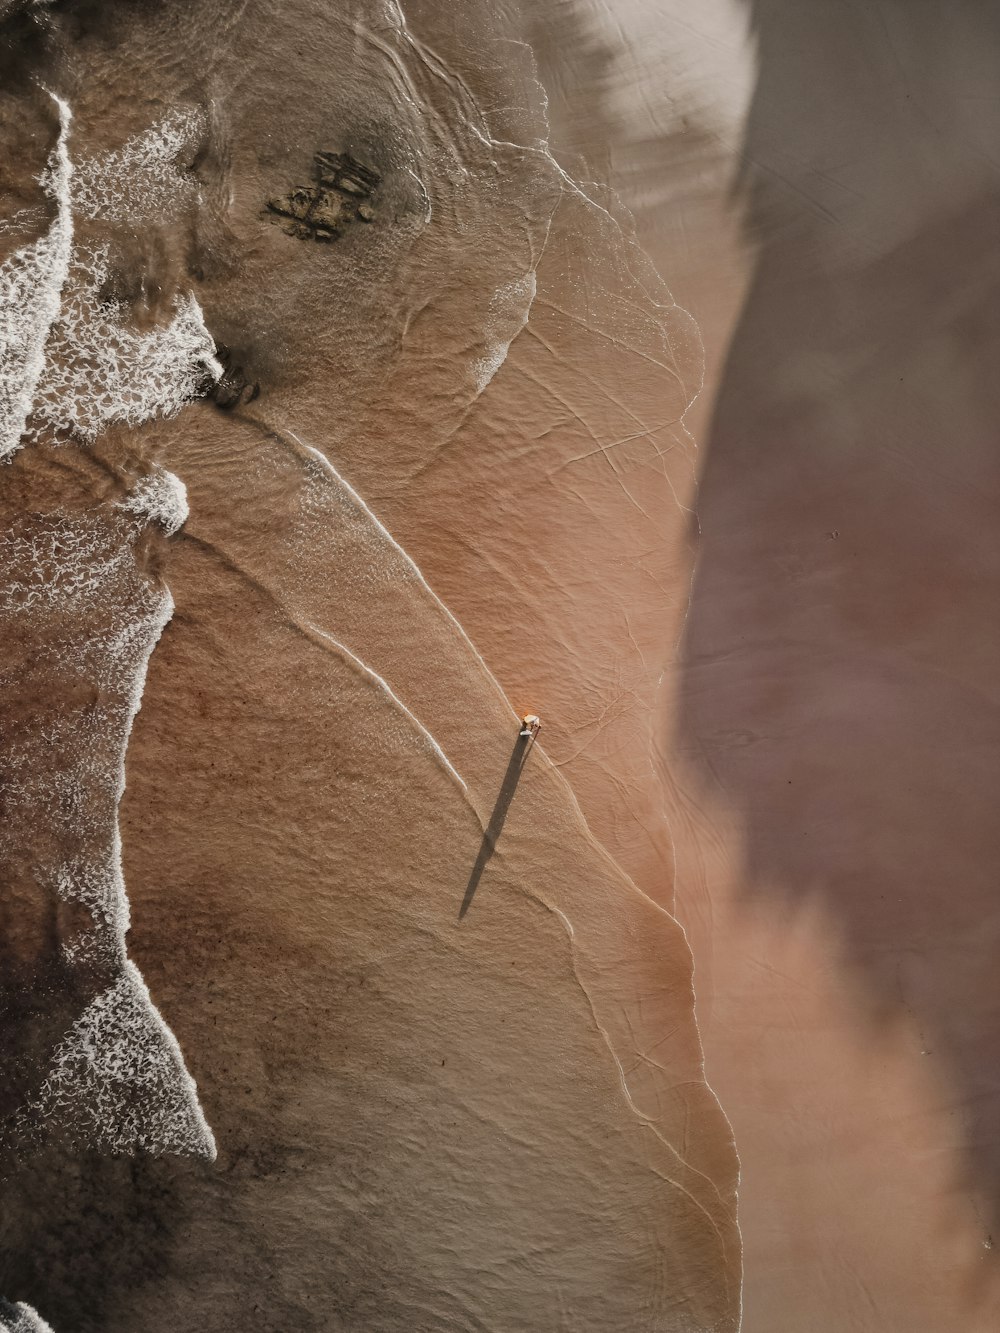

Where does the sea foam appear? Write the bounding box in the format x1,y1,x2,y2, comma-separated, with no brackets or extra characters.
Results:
119,467,190,535
0,1301,56,1333
0,100,218,1159
0,508,217,1159
473,271,536,393
71,107,204,224
0,95,72,461
1,94,219,459
26,245,218,446
14,962,215,1157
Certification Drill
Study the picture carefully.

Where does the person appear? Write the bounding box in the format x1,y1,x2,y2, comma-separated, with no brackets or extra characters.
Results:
519,713,541,739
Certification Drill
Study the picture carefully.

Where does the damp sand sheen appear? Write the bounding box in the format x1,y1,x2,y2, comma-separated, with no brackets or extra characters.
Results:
0,5,740,1332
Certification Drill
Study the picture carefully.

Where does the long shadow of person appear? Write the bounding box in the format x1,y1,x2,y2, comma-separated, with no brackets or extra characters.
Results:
676,0,1000,1238
460,735,534,919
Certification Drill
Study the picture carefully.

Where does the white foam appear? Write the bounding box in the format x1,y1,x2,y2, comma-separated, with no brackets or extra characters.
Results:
0,104,219,459
0,94,73,461
72,108,203,224
0,1301,56,1333
119,467,190,535
51,581,216,1156
0,515,131,615
15,962,216,1159
0,205,48,236
0,510,217,1158
26,243,218,446
0,99,217,1158
472,271,536,392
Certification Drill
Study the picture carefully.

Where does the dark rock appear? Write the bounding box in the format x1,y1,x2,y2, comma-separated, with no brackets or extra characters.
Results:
264,151,380,243
206,345,259,411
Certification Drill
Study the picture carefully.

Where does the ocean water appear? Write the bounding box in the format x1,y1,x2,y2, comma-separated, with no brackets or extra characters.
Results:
0,91,217,1170
0,2,741,1330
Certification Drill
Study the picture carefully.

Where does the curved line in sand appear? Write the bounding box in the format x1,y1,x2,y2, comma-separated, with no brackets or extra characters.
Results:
305,619,468,793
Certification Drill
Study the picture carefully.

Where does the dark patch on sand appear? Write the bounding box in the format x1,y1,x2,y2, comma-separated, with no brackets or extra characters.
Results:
265,151,379,243
206,345,259,411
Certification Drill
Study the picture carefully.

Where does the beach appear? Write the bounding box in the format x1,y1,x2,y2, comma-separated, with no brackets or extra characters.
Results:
1,2,739,1329
4,1,1000,1330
